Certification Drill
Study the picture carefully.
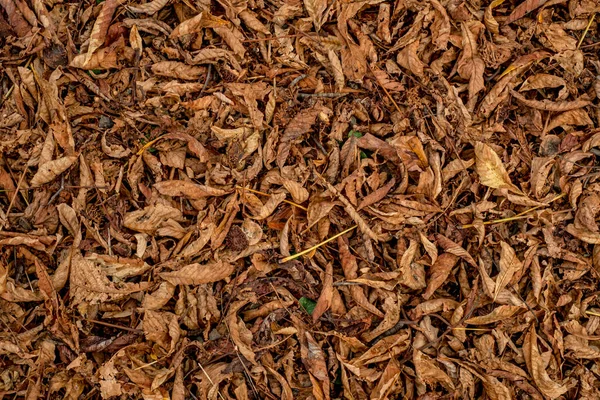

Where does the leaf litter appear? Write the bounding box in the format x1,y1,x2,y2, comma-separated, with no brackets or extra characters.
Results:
0,0,599,398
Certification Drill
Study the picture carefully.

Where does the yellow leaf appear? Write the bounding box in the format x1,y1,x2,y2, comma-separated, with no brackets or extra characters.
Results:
474,142,520,192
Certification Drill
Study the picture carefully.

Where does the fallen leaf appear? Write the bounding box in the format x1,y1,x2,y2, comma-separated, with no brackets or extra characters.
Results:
474,142,520,192
160,260,235,285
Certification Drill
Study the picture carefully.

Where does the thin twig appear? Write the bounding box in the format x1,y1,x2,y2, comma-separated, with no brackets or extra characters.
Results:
280,225,357,263
85,319,143,334
3,165,28,228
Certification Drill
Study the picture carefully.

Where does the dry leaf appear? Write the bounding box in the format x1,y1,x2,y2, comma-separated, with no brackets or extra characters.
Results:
474,142,520,192
423,253,459,299
154,180,230,199
31,156,78,186
159,260,235,285
524,326,569,399
493,242,523,300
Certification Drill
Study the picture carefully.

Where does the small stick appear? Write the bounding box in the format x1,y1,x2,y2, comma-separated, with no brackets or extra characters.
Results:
3,165,28,226
86,318,142,334
280,225,357,263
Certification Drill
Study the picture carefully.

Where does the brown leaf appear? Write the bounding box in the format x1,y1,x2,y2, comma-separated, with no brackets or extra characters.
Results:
277,105,325,169
474,142,520,192
85,0,118,66
170,11,228,38
524,326,569,399
159,260,235,285
423,253,459,299
357,178,395,210
414,350,455,390
506,0,549,24
436,234,477,268
70,252,148,305
31,156,78,187
511,90,591,112
151,61,206,80
457,22,485,100
128,0,170,14
123,203,183,234
304,0,327,31
338,237,383,317
493,242,523,300
154,180,230,199
396,40,425,78
312,263,333,322
465,305,522,324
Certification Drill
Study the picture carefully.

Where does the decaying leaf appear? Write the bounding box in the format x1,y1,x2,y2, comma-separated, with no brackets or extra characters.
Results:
31,156,78,186
474,142,520,192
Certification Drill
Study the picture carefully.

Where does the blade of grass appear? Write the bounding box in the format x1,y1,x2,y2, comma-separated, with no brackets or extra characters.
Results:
280,225,357,263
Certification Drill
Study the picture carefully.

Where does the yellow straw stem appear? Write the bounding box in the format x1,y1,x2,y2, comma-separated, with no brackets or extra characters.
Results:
462,193,565,229
280,225,357,263
578,13,596,49
586,311,600,317
236,185,308,211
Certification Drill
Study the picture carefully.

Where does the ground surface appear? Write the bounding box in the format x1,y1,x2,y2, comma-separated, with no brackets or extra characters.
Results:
1,0,600,399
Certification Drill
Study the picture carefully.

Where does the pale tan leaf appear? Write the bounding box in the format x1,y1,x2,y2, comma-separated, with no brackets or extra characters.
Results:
493,242,523,300
128,0,170,14
123,203,183,234
511,90,591,112
372,358,401,400
442,158,474,182
252,192,287,220
399,240,426,290
143,310,179,352
56,204,82,248
566,224,600,244
70,252,148,305
70,48,119,70
546,109,593,132
159,260,235,285
304,0,327,31
338,237,383,317
396,40,425,78
419,232,438,265
520,73,566,91
474,142,519,192
213,26,246,58
85,0,118,66
154,180,229,199
170,12,228,38
86,254,152,279
142,281,176,310
281,177,309,203
414,350,455,390
31,156,78,186
436,234,477,267
457,22,485,100
151,61,206,80
226,297,257,364
328,49,345,91
239,10,270,34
